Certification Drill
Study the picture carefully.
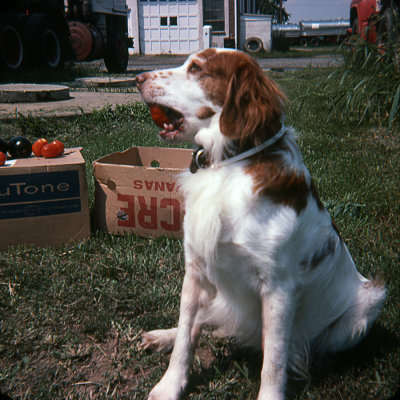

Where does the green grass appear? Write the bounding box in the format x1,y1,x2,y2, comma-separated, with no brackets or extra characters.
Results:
0,68,399,400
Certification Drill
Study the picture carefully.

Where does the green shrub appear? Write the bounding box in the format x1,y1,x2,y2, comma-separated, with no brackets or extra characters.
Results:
322,34,400,128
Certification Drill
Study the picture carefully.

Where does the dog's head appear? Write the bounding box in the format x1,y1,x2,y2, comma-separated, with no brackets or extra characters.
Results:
136,49,286,154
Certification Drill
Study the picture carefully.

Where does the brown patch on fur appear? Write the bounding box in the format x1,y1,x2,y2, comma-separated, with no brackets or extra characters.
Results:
196,106,216,120
218,53,285,147
310,182,343,242
187,50,286,149
310,237,336,269
364,277,385,290
310,181,325,211
309,182,344,244
158,71,170,79
194,50,232,107
331,219,342,241
246,152,309,215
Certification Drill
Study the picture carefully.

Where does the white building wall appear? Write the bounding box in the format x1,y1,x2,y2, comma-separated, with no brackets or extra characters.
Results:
126,0,140,54
127,0,201,55
126,0,271,55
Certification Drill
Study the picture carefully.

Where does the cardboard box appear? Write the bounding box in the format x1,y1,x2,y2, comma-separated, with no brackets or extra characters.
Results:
0,148,90,250
93,146,193,238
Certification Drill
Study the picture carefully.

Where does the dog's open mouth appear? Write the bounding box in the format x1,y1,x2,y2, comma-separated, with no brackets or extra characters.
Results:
149,104,184,141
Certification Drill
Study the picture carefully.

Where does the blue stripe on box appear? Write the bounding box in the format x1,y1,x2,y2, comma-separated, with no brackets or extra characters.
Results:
0,170,81,219
0,198,81,220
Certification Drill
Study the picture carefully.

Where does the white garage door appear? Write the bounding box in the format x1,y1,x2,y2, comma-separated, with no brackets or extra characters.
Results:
138,0,199,54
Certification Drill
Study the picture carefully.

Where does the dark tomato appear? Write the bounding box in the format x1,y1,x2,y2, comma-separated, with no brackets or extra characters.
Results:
0,138,8,154
8,136,32,159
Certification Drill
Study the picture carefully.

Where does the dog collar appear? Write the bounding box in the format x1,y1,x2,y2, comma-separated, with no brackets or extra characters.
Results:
190,124,286,173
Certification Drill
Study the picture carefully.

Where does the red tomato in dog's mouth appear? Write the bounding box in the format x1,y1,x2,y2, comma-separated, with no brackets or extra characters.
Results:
150,105,171,128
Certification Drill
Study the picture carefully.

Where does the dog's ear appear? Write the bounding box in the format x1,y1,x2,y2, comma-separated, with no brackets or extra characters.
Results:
219,58,286,147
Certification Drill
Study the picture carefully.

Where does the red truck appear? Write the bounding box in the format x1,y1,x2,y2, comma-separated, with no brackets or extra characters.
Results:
350,0,399,44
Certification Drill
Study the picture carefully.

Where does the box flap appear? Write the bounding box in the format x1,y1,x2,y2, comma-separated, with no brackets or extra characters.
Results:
93,146,193,170
1,147,84,171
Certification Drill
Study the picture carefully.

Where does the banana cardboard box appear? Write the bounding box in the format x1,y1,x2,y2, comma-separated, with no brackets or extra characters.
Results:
93,146,192,239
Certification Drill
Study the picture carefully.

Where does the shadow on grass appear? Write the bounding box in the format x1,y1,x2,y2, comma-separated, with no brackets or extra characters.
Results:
310,323,397,377
183,323,397,399
306,323,398,399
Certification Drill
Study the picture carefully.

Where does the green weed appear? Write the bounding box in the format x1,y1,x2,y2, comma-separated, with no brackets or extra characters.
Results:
321,35,400,128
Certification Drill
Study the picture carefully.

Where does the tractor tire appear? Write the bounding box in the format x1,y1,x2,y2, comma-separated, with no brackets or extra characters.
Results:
244,37,263,53
311,37,320,47
352,17,359,35
0,14,24,70
104,15,129,73
377,7,398,45
24,13,63,70
299,37,308,47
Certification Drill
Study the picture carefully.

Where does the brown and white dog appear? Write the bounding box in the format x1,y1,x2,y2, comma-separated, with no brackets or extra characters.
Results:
136,49,386,400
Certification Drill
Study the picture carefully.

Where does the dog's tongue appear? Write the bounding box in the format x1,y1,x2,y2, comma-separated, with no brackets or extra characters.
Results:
150,105,171,128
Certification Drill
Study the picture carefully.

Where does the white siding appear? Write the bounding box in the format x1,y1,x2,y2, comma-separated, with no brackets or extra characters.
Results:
138,0,199,54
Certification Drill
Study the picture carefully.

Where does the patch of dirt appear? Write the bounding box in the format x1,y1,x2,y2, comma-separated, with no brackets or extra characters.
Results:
6,331,146,399
366,128,400,151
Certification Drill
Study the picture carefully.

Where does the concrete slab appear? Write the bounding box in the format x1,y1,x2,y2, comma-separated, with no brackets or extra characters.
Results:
0,91,142,119
0,84,69,103
73,76,137,88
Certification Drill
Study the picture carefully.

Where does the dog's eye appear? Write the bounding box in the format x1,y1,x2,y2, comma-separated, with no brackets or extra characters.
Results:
188,61,202,74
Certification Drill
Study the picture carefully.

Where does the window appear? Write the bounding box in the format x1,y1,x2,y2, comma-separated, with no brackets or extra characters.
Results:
203,0,225,33
160,16,178,26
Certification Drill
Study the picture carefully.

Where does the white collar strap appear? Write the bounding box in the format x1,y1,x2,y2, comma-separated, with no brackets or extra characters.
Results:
191,124,287,173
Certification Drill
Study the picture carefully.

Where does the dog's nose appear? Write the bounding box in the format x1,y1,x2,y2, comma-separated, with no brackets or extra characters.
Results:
135,73,147,85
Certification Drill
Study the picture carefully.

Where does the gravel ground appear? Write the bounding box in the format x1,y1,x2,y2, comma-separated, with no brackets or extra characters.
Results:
125,53,344,71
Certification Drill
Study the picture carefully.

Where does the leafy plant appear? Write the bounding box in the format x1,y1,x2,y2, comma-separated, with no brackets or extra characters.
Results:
321,33,400,128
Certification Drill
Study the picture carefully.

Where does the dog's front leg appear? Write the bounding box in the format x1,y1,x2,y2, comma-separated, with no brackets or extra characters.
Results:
258,283,295,400
148,262,202,400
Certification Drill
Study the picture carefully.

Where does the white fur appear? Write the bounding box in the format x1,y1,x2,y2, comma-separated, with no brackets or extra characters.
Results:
137,49,386,400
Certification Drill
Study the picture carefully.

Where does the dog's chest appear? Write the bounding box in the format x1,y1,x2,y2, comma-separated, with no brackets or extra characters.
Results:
179,166,280,266
180,166,288,306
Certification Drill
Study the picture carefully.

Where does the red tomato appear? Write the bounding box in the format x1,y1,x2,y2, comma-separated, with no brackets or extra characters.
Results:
32,138,48,156
150,105,171,128
53,140,64,153
0,151,6,166
41,140,65,158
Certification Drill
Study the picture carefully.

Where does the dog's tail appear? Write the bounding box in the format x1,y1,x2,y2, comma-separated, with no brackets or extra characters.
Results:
315,276,386,356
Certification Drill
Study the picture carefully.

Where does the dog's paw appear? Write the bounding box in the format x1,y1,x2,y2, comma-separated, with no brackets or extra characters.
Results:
141,328,177,353
148,387,179,400
147,374,186,400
